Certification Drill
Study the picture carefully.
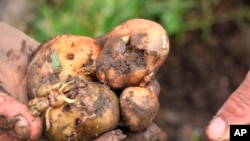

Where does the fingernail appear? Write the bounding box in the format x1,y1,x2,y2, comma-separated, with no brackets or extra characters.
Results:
12,115,30,140
206,117,226,140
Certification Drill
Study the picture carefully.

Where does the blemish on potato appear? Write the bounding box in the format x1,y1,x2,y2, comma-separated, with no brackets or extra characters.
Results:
74,118,82,127
83,58,94,67
66,53,75,60
62,104,71,112
70,42,75,48
45,54,52,63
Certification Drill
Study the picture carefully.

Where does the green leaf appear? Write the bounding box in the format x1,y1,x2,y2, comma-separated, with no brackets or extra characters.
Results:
51,51,61,70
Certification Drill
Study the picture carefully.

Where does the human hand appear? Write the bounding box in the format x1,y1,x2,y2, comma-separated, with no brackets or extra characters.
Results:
206,71,250,140
0,22,42,140
0,22,161,141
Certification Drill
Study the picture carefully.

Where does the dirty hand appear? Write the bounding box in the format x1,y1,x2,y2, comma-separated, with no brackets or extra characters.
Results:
206,71,250,140
0,22,161,141
0,22,42,140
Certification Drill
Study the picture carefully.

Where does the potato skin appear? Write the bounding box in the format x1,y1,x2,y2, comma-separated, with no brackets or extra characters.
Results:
44,79,120,141
96,18,170,89
27,35,101,99
120,87,159,132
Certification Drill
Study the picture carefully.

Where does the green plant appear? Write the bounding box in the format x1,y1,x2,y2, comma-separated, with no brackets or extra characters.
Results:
28,0,250,44
29,0,145,42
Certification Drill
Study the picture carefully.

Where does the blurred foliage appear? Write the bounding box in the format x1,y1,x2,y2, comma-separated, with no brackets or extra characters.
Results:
28,0,250,44
28,0,146,42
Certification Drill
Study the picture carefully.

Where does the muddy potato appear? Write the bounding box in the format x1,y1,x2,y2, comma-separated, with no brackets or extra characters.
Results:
96,18,170,89
124,123,161,141
43,77,120,141
27,35,101,99
120,86,159,132
26,35,120,141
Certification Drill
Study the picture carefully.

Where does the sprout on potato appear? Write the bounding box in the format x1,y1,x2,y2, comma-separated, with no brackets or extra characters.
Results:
44,77,120,141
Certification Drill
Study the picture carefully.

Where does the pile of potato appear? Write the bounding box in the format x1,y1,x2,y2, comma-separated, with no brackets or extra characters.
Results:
26,18,170,141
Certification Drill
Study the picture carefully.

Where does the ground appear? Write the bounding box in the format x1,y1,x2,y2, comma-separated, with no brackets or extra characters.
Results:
155,22,250,141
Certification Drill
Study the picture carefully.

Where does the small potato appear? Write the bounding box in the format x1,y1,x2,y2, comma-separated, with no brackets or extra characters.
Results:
120,86,159,132
27,35,101,99
96,18,170,89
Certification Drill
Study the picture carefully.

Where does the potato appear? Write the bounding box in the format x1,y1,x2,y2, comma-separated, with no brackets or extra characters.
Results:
124,123,161,141
27,35,120,141
96,18,170,89
43,77,120,141
93,123,160,141
27,35,101,99
120,86,159,132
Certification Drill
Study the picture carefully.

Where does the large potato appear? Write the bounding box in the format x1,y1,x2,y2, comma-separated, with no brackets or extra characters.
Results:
96,18,170,89
27,35,101,99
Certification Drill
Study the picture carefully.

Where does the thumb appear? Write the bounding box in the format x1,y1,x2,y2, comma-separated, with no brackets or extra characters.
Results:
0,93,42,140
206,71,250,140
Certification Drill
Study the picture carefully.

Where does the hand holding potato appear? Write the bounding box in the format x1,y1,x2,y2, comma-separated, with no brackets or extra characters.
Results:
0,19,169,141
0,22,135,141
2,18,249,141
0,22,42,140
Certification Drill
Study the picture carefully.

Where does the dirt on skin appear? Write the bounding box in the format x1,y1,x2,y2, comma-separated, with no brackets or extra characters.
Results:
155,22,250,141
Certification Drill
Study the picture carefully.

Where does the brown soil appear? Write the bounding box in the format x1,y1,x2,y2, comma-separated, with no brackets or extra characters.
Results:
155,22,250,141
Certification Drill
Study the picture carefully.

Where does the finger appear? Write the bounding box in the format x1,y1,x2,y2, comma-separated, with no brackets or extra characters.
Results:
0,93,42,140
0,22,40,103
206,71,250,141
0,55,28,103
